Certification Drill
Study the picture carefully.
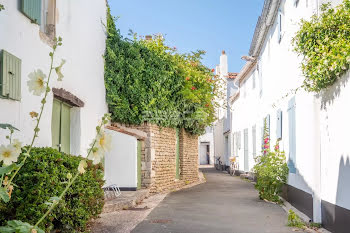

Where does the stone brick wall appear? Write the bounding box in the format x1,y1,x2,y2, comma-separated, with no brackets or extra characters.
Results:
118,123,199,193
179,129,199,182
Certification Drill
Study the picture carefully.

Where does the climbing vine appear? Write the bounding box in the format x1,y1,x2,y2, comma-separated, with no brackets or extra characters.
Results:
104,7,222,135
293,0,350,92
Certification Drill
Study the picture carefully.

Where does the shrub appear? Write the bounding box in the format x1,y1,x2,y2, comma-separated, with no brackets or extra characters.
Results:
0,147,104,232
253,122,288,203
287,210,306,229
293,0,350,92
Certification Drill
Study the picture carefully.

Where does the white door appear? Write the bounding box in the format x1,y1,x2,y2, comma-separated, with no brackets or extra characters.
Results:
200,143,209,165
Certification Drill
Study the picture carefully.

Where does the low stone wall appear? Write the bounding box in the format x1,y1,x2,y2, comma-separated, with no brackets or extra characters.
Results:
114,123,199,193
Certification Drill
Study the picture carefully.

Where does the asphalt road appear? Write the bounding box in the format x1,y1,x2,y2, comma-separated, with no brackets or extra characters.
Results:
132,168,300,233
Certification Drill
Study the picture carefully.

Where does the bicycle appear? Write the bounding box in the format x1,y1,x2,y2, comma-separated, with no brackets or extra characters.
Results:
215,156,222,170
229,156,238,176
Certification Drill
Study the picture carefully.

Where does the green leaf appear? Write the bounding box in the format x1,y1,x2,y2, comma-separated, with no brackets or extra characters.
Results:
0,226,14,233
0,123,19,131
0,187,10,203
1,220,45,233
0,164,19,175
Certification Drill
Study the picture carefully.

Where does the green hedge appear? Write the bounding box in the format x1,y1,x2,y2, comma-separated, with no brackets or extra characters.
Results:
0,147,104,232
105,7,220,135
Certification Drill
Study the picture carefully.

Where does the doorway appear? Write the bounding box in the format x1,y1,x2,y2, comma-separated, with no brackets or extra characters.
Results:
200,142,210,165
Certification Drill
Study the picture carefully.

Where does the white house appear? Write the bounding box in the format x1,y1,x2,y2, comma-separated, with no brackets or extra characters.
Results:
0,0,108,156
210,51,238,170
230,0,350,232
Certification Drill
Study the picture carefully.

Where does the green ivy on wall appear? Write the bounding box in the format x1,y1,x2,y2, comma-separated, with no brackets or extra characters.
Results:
104,7,221,135
293,0,350,92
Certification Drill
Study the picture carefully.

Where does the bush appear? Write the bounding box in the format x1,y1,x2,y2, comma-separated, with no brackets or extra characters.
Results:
293,0,350,92
253,121,288,203
287,210,306,228
0,147,104,232
253,140,288,203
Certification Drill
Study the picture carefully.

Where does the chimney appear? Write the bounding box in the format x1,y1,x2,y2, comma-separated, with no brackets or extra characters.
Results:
220,50,228,76
145,35,152,41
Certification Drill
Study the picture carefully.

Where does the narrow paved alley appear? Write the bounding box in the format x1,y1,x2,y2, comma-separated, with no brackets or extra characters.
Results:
132,168,300,233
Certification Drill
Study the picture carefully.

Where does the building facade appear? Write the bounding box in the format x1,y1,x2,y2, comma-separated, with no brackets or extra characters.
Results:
231,0,350,232
211,51,238,169
0,0,108,156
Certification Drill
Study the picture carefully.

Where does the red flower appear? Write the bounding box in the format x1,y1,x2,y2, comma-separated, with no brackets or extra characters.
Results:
211,69,215,72
205,103,209,107
264,144,269,149
264,137,269,143
186,77,190,81
191,86,196,90
274,145,279,151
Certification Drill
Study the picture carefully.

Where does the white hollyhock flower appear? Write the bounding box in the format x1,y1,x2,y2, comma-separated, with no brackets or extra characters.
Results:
55,59,66,81
96,132,112,152
88,147,104,165
0,144,20,166
78,160,87,174
27,69,47,96
12,139,22,153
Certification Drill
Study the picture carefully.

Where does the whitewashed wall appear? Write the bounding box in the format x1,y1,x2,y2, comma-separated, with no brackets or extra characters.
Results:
319,70,350,211
0,0,107,156
104,129,137,188
213,119,224,164
231,0,325,222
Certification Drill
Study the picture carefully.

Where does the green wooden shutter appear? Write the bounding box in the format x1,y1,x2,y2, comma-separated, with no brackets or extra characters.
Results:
52,99,71,154
175,128,180,179
288,97,296,173
21,0,42,24
0,50,21,101
60,102,71,154
51,99,61,151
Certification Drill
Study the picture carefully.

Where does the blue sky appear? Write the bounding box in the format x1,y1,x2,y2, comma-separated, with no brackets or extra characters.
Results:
109,0,264,73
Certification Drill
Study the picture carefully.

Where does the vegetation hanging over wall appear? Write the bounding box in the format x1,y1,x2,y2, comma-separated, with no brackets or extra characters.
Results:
104,8,222,134
293,0,350,92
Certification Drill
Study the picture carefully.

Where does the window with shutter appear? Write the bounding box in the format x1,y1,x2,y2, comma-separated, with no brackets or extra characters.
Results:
288,97,296,173
21,0,42,25
276,109,282,139
0,50,21,101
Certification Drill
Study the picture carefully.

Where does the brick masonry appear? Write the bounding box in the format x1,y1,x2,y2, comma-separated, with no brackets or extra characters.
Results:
116,123,199,193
